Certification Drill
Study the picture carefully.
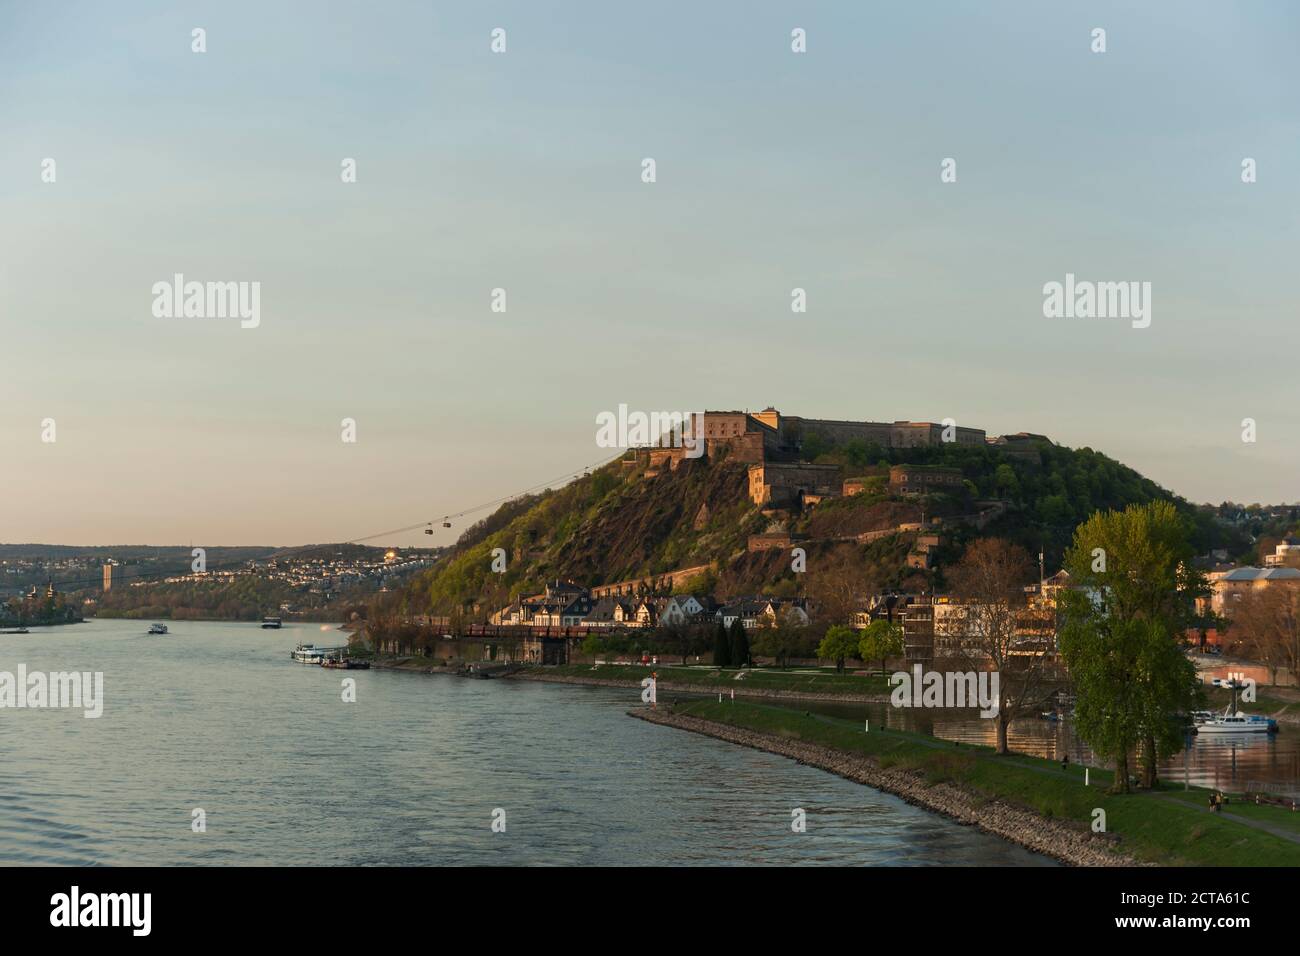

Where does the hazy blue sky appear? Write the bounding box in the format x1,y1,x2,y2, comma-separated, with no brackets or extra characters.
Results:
2,1,1297,547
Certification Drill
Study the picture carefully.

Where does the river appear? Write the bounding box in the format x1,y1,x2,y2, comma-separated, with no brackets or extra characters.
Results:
0,619,1052,866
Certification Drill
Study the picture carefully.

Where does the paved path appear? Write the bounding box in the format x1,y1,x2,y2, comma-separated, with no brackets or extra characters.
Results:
1144,792,1300,844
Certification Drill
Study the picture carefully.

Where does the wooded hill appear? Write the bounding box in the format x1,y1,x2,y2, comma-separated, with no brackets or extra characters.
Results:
386,437,1250,619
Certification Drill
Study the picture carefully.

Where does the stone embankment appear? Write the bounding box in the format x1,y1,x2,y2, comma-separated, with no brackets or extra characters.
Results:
632,708,1144,867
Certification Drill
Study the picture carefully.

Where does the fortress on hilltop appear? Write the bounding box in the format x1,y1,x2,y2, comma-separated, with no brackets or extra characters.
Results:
640,406,1048,508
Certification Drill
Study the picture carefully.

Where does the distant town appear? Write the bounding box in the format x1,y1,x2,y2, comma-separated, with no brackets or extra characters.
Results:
0,544,440,626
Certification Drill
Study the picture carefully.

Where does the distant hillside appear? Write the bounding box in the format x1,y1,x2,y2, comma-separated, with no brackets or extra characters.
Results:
0,545,283,596
388,437,1247,618
0,544,278,562
268,543,436,562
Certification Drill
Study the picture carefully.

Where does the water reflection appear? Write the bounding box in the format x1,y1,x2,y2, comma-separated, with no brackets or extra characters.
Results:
795,700,1300,792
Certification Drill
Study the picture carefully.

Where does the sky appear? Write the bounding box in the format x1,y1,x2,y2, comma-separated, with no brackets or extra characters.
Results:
1,1,1297,548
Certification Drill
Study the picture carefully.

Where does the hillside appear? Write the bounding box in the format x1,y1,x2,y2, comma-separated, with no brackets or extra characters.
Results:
389,436,1247,618
400,457,759,616
799,440,1246,577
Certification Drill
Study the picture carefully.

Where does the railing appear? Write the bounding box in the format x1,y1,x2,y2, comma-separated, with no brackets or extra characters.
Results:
1244,780,1300,798
465,624,592,639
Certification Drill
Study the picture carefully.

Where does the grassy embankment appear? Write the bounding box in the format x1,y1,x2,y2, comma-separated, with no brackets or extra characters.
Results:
1204,685,1300,722
525,663,893,697
373,656,455,671
667,698,1300,867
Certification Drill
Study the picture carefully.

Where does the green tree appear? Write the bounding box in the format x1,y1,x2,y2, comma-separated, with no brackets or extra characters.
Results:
751,616,806,668
713,621,731,667
802,432,830,461
728,619,750,668
858,619,903,677
1059,612,1148,793
581,634,607,662
994,463,1020,499
1133,619,1202,787
817,624,859,672
1058,501,1204,792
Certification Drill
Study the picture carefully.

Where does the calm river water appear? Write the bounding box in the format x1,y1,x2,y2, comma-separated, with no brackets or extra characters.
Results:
0,620,1051,866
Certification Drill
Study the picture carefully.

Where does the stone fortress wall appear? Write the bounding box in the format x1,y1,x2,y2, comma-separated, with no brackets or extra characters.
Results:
639,407,1046,504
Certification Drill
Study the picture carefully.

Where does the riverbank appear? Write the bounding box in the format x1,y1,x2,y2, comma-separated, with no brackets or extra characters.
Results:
0,618,84,629
636,699,1300,867
1205,685,1300,726
384,659,1300,727
372,657,456,674
633,705,1132,867
506,663,892,703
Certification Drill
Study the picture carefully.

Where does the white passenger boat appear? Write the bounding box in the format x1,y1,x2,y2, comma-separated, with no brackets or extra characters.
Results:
291,643,326,664
148,623,169,635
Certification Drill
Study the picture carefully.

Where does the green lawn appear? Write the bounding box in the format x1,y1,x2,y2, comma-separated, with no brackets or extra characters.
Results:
669,698,1300,867
1157,788,1300,836
1204,685,1298,717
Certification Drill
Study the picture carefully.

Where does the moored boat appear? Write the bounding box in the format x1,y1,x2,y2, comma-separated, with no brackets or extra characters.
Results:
321,656,370,669
291,643,326,664
261,616,282,629
1194,708,1277,734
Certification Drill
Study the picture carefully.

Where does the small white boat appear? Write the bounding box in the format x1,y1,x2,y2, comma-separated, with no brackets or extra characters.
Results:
291,643,326,664
1195,708,1276,734
148,623,168,635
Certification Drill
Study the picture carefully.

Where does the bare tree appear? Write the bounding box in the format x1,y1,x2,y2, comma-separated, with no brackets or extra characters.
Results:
946,538,1048,755
805,547,876,633
1230,586,1300,685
